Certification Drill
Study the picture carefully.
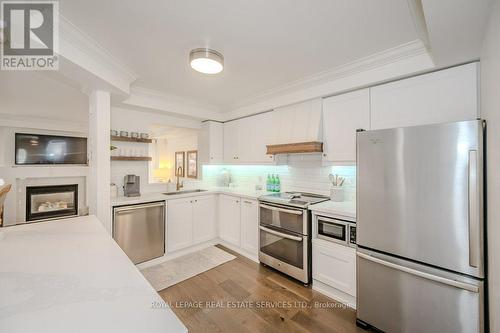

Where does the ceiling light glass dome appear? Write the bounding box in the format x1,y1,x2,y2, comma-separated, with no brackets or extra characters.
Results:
189,48,224,74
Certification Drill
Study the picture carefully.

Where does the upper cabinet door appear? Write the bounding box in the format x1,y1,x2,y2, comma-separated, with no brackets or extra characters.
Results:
322,89,370,162
370,63,479,130
237,117,254,163
223,113,275,164
199,121,223,164
253,112,275,163
223,120,239,163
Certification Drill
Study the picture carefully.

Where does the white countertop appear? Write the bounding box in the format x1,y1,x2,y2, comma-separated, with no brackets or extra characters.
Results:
111,187,274,206
0,216,187,333
309,200,356,221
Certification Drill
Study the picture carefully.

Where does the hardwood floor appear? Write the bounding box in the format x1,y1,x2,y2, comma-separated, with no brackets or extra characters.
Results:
159,245,364,333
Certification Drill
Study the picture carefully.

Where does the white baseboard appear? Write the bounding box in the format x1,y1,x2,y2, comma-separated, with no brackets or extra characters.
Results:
312,279,357,310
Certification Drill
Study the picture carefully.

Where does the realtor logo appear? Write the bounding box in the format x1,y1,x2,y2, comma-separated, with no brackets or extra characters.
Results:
1,1,59,70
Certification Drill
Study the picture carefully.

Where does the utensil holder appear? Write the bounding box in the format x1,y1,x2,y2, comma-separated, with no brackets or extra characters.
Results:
330,186,344,202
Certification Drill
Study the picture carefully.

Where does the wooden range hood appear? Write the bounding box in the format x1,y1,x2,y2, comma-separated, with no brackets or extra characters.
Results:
266,141,323,155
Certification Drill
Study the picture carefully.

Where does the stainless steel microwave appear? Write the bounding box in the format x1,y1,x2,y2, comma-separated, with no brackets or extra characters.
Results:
316,215,356,248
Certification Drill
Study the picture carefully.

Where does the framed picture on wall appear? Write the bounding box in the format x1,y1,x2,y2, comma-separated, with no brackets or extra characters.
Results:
187,150,198,179
174,151,185,177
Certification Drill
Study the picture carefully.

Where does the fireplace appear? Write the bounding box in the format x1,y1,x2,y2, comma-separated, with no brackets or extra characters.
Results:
26,184,78,222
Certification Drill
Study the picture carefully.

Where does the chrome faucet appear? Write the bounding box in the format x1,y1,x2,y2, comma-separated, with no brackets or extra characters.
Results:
176,166,184,191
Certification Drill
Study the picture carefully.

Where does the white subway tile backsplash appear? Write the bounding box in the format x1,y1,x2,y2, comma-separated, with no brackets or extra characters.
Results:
201,162,356,201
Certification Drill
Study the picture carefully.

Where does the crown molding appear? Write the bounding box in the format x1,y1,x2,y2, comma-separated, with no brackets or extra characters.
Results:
224,39,435,120
119,40,434,122
58,15,138,95
227,40,430,112
119,86,224,121
406,0,431,50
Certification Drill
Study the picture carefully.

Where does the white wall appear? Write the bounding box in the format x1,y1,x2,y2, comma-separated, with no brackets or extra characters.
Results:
163,134,198,180
0,72,89,224
480,1,500,331
110,108,202,195
0,72,88,127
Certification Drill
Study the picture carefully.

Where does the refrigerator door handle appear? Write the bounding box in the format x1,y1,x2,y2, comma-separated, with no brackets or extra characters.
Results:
357,252,479,293
468,150,479,268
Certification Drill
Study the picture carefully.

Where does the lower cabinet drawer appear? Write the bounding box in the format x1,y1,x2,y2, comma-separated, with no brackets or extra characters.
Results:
312,241,356,296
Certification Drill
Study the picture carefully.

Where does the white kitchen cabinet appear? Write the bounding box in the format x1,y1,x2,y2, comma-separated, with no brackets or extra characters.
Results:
219,194,241,246
322,89,370,162
167,195,216,252
313,240,356,297
223,120,240,163
199,121,223,164
193,195,217,243
253,112,275,163
237,117,254,163
223,114,275,164
273,98,322,144
240,198,259,256
167,197,193,252
370,62,479,130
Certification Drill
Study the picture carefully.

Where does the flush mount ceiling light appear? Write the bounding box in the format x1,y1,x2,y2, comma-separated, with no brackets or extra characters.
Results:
189,48,224,74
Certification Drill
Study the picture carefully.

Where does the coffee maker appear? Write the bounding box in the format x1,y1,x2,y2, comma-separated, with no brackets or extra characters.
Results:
123,175,140,197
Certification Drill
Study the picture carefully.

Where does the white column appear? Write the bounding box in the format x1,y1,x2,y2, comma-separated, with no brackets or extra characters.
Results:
88,90,111,232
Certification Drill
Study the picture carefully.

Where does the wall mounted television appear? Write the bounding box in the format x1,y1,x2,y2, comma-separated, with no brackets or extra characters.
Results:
15,133,88,165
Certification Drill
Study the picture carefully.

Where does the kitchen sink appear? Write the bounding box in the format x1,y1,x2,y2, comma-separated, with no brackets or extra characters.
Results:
163,189,208,196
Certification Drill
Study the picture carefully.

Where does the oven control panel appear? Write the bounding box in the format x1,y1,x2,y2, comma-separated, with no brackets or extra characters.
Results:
349,226,357,246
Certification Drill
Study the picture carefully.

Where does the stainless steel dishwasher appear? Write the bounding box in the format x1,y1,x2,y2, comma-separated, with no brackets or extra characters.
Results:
112,201,165,264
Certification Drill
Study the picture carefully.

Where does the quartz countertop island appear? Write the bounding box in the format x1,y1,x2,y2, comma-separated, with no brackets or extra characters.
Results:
0,215,187,333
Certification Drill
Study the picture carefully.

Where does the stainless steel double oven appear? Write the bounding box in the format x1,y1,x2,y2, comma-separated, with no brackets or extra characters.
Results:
258,192,329,284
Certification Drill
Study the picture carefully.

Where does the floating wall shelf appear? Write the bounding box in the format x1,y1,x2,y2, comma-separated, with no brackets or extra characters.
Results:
111,156,152,161
110,135,153,143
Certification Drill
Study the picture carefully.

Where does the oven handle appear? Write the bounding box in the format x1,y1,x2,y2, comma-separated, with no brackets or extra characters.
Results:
259,226,303,241
259,204,303,216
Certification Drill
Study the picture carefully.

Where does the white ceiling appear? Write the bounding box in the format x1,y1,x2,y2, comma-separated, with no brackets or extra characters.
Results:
0,72,88,122
59,0,420,111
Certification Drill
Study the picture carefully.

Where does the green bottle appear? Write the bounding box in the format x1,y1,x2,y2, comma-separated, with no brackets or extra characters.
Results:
266,174,271,192
275,175,281,192
270,174,276,192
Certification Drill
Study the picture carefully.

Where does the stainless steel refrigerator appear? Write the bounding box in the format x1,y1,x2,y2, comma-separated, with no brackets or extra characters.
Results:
356,120,486,333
